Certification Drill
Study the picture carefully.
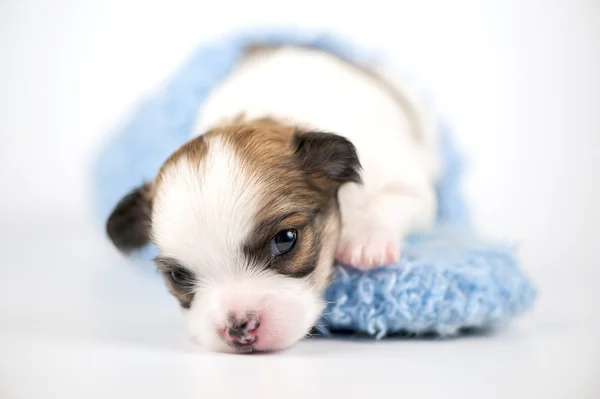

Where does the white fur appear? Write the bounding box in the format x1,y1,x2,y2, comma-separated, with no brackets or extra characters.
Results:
152,137,324,353
194,46,439,268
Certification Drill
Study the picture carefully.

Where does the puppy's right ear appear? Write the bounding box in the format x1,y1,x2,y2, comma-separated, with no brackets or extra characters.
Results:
106,183,153,253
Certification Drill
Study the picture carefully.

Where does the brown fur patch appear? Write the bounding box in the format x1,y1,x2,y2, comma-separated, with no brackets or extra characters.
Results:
163,275,195,309
155,256,196,309
201,118,339,282
210,119,355,284
153,117,289,188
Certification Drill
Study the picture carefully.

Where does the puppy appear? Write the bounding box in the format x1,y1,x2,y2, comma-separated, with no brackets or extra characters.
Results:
106,45,440,353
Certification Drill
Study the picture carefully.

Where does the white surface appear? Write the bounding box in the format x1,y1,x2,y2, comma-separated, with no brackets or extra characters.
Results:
1,1,599,398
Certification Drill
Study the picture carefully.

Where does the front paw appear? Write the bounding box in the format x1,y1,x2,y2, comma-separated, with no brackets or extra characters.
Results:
335,228,401,270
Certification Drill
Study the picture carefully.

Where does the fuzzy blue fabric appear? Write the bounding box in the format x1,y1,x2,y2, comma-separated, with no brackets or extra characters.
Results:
91,27,536,338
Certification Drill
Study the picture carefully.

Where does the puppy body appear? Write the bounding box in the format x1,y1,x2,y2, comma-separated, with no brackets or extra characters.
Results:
107,46,439,353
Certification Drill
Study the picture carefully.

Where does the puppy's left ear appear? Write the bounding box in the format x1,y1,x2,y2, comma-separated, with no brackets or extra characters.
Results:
292,131,362,191
106,183,154,254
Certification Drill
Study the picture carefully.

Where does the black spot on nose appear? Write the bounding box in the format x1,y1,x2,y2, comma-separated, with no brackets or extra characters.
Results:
227,326,244,337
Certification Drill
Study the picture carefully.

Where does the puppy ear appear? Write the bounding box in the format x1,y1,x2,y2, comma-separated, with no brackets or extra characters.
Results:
106,183,153,253
292,131,362,190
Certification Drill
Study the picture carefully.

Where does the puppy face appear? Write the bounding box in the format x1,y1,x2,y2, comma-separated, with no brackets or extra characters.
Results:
106,119,360,353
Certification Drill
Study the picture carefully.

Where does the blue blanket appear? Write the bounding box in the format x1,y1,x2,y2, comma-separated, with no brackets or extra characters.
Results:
91,27,536,338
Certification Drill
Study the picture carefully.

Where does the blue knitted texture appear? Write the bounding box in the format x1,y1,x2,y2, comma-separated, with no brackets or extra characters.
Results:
91,27,536,338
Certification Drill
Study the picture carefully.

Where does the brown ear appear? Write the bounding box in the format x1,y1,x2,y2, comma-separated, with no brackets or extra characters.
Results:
106,183,153,253
292,131,362,191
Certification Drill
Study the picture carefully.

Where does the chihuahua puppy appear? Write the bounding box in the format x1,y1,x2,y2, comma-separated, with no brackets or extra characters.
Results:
106,45,439,353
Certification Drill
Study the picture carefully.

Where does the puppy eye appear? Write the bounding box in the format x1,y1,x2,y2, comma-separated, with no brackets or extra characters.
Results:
167,268,195,287
270,229,298,256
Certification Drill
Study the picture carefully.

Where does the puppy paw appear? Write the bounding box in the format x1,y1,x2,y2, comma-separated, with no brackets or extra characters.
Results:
335,228,401,270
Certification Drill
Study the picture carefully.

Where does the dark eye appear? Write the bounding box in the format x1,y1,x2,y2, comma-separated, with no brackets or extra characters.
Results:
168,268,194,287
270,229,298,256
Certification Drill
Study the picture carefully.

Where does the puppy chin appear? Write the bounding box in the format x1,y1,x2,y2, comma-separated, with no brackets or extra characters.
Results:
184,274,325,354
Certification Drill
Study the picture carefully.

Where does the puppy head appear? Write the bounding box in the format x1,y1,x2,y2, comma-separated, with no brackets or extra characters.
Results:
106,119,360,353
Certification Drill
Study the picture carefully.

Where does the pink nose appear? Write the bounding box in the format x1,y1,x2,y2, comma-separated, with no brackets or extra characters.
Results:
225,317,260,346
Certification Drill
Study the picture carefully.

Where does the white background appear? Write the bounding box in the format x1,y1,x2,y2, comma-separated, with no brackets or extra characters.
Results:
1,0,599,398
